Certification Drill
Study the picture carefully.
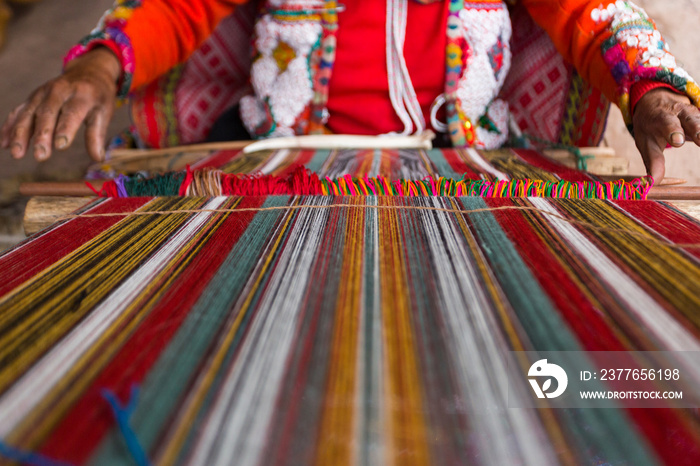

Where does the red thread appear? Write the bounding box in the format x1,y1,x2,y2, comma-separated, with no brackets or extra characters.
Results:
179,165,194,196
86,180,118,197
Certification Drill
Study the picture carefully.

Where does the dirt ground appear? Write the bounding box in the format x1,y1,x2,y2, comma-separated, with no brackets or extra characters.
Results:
1,0,699,250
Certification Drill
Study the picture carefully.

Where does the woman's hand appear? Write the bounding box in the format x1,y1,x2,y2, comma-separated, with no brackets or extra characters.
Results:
0,47,121,162
633,88,700,182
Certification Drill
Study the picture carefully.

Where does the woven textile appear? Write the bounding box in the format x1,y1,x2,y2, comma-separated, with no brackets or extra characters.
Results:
2,193,700,465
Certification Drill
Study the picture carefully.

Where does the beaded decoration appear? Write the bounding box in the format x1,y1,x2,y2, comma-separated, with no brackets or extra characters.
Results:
240,1,341,138
591,0,700,128
449,0,512,149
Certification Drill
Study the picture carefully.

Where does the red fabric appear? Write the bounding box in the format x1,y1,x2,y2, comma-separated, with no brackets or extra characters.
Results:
326,0,448,135
521,0,620,104
125,0,246,90
630,80,680,113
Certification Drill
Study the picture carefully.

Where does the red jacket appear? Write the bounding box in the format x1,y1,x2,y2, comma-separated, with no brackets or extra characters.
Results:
66,0,699,148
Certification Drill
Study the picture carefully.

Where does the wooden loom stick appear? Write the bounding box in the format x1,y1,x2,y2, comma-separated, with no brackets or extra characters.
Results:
107,132,436,160
646,187,700,200
20,181,104,197
241,132,435,154
108,140,253,161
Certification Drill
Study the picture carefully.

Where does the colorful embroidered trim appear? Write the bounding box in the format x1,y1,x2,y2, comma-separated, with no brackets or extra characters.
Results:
593,1,700,128
90,166,653,200
64,0,141,99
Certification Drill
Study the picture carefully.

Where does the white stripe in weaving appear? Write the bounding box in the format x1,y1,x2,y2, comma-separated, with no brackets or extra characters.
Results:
464,148,510,180
530,197,700,352
419,197,557,466
258,148,291,175
360,196,386,465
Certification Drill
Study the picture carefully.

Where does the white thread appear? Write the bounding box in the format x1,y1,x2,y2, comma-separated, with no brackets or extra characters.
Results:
385,0,425,136
430,94,448,133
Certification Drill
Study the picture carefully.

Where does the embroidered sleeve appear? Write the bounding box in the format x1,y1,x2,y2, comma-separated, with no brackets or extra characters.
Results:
64,0,247,99
63,1,140,99
521,0,700,131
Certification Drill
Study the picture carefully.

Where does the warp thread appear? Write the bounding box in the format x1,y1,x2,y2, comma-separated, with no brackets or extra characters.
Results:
55,203,700,250
102,386,151,466
89,166,653,200
515,133,594,171
0,441,73,466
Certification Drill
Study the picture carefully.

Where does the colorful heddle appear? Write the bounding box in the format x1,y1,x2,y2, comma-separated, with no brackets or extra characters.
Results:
92,165,653,200
91,147,652,200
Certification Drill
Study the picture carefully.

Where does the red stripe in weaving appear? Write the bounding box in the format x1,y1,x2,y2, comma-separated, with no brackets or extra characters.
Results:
439,148,481,179
511,148,592,182
276,149,316,177
191,149,242,169
0,198,150,299
482,198,623,351
615,200,700,262
483,198,700,465
39,196,265,463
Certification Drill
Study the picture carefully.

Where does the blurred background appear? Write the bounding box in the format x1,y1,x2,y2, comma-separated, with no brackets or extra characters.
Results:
1,0,699,251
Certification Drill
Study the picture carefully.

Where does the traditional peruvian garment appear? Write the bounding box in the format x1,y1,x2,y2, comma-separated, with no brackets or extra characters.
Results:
65,0,700,150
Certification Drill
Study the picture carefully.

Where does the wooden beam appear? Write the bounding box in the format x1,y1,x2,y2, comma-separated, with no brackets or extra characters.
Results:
20,181,104,197
108,140,252,160
23,196,92,236
646,187,700,201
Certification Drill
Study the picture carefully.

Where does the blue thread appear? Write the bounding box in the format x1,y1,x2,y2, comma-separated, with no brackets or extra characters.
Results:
0,441,73,466
101,386,151,466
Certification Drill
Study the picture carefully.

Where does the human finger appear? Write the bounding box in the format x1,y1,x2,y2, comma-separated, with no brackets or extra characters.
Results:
0,103,25,149
636,135,666,182
84,106,112,161
54,97,94,150
7,90,46,159
678,105,700,146
31,82,72,161
657,112,686,149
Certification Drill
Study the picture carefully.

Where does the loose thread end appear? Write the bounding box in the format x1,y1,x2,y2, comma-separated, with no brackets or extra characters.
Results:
101,386,151,466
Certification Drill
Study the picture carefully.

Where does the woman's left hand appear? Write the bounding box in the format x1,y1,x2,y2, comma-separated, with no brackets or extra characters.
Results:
633,89,700,182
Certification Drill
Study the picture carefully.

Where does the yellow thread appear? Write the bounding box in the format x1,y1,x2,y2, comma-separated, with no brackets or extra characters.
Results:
53,204,700,250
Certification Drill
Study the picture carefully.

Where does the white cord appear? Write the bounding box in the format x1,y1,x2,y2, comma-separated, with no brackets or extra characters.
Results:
429,93,448,133
385,0,425,136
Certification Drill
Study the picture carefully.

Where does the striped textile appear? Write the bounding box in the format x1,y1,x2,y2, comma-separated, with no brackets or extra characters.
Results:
2,195,700,465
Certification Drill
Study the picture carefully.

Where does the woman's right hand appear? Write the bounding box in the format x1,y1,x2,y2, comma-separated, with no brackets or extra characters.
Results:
0,47,121,162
